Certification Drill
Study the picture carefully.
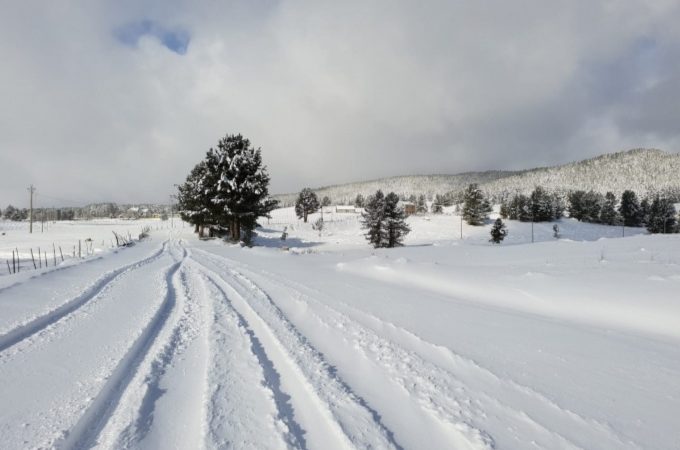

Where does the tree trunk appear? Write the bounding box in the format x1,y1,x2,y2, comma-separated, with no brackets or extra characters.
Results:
304,211,308,223
194,223,199,233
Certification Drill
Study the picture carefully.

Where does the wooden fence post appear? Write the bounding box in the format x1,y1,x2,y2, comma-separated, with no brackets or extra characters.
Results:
30,249,37,269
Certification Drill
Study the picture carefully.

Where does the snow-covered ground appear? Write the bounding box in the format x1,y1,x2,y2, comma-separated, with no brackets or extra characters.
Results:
0,210,678,449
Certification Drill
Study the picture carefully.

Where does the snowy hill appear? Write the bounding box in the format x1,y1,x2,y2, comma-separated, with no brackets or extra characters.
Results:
274,148,680,205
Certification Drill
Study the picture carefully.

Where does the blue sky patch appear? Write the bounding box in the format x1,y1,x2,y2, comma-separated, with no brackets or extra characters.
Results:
114,19,190,54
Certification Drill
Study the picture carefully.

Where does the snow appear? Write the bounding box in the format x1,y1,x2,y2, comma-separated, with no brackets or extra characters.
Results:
0,210,678,449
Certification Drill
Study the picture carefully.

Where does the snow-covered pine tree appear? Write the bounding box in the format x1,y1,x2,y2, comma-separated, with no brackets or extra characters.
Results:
462,184,490,225
416,195,428,214
383,192,411,247
619,190,642,227
200,134,278,241
582,191,604,223
354,194,365,208
361,190,385,248
569,190,603,223
551,193,565,220
432,194,445,214
530,186,554,221
600,192,619,225
568,190,586,221
646,196,677,233
508,194,531,221
177,161,211,235
489,218,508,244
321,196,332,207
640,197,651,225
295,188,320,223
499,201,510,219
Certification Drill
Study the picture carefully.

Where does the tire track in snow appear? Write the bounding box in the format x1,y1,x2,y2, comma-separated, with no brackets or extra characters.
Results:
0,241,169,354
189,251,401,450
95,240,210,449
56,241,186,450
197,267,304,449
209,251,640,450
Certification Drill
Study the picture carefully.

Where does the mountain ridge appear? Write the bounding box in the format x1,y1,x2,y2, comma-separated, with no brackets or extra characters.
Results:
273,148,680,205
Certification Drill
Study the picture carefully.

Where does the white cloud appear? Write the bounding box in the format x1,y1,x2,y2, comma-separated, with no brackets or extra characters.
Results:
1,0,679,206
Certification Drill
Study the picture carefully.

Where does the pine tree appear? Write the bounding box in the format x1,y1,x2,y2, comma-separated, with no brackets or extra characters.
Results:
321,196,332,207
619,190,642,227
462,184,490,225
489,218,508,244
551,193,565,220
508,194,531,221
383,192,411,247
646,196,677,233
432,194,445,214
177,162,211,235
354,194,365,208
416,195,428,214
182,133,277,241
361,190,386,248
530,186,554,221
568,190,587,221
599,192,619,225
295,188,320,223
640,197,651,225
499,202,510,219
569,190,603,223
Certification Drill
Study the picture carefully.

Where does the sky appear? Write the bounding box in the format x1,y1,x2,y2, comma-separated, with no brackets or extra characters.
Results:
1,0,680,206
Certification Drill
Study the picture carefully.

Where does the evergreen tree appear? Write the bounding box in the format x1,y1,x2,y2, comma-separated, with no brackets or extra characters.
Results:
599,192,619,225
361,190,410,248
551,193,565,219
354,194,365,208
432,194,445,214
499,201,510,219
619,190,642,227
295,188,320,223
321,196,332,207
568,191,586,221
489,218,508,244
177,162,211,234
508,194,531,221
462,184,490,225
569,190,603,223
416,195,428,214
530,186,554,221
383,192,411,247
361,191,386,248
646,196,677,233
640,197,651,225
181,133,277,241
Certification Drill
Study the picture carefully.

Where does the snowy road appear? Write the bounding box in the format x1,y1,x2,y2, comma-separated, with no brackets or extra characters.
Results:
0,232,678,449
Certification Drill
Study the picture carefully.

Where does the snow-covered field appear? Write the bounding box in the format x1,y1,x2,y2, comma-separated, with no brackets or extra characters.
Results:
0,210,678,449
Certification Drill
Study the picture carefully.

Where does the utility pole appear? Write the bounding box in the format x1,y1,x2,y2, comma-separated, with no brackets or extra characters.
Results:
169,195,174,228
28,185,36,233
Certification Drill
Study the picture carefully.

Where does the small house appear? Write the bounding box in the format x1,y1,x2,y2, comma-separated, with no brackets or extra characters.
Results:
399,202,416,216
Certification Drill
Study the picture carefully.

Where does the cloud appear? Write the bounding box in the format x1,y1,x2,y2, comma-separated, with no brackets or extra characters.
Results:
1,0,680,206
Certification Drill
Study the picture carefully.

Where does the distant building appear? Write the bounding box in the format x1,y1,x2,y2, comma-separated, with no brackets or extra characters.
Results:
336,206,358,214
399,202,416,216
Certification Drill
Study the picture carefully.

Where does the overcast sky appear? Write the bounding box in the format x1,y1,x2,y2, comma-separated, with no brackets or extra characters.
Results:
2,0,680,206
